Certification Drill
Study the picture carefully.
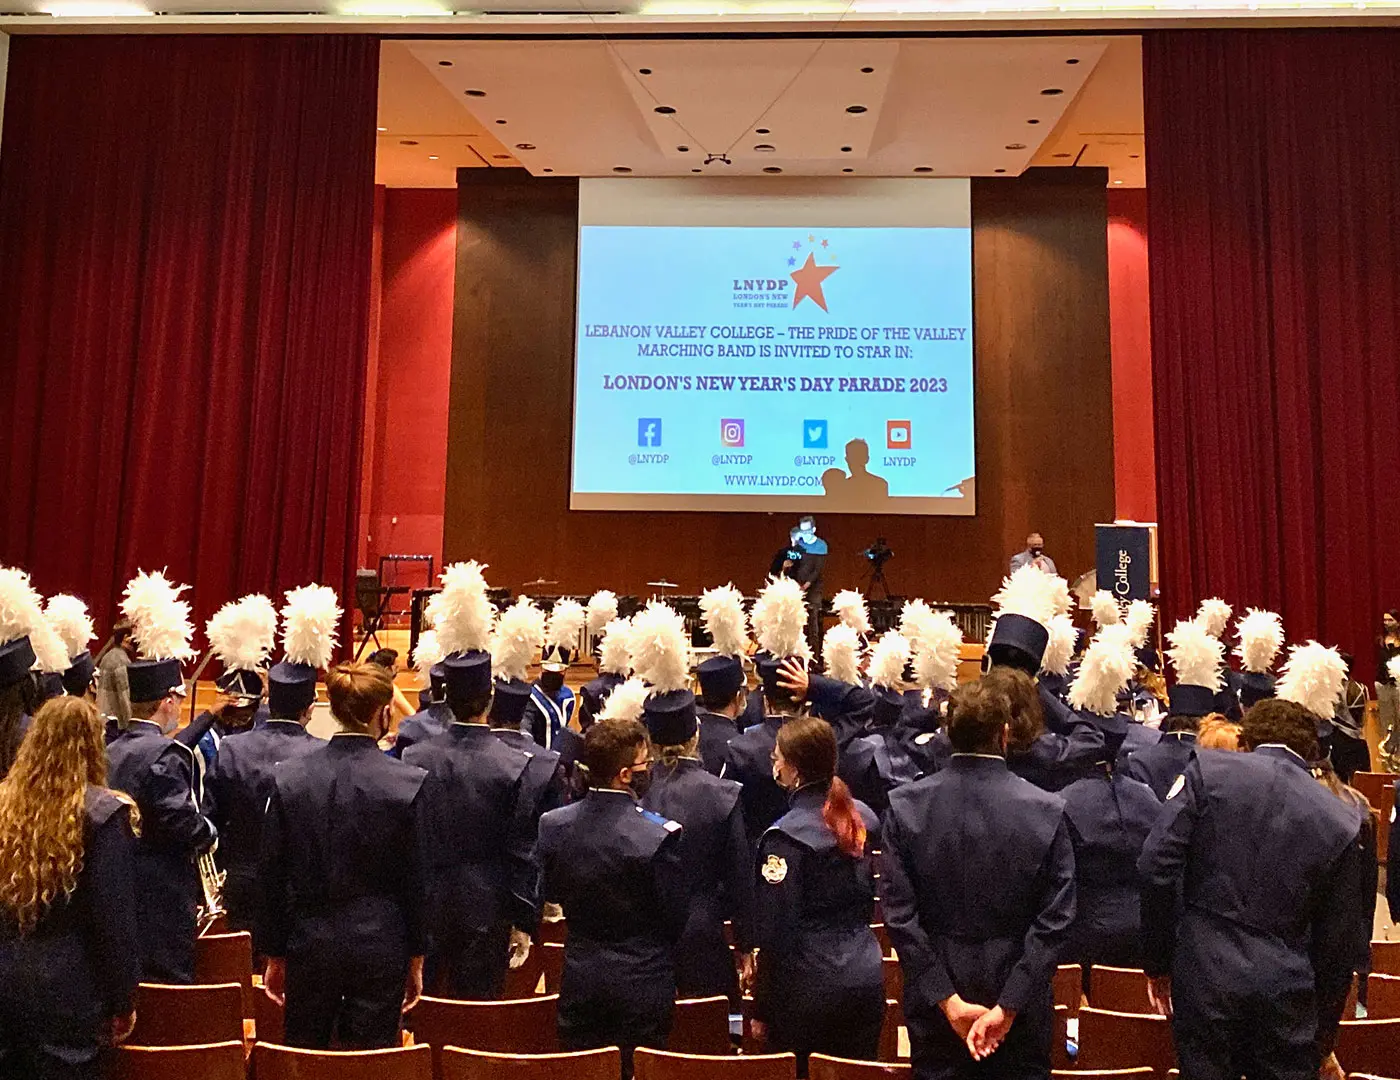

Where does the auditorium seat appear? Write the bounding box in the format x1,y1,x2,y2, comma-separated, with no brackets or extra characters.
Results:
1335,1018,1400,1076
1051,1006,1072,1071
1054,964,1083,1014
127,982,244,1047
200,912,230,937
878,998,905,1062
633,1047,797,1080
255,988,286,1045
1051,1071,1155,1080
1348,1074,1400,1080
870,924,893,956
502,942,547,999
670,996,734,1055
407,994,560,1076
1367,973,1400,1019
808,1053,911,1079
1074,1008,1176,1073
113,1040,245,1080
538,918,568,945
1087,967,1155,1014
882,956,904,1003
1352,773,1397,861
1374,940,1400,977
194,931,256,1017
540,942,565,994
440,1046,621,1080
253,1041,432,1080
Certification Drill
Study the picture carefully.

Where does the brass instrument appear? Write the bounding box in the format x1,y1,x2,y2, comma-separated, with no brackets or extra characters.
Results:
197,847,226,932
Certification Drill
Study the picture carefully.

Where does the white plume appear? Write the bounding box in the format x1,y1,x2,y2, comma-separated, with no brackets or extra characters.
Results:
700,584,749,658
412,629,445,673
822,623,862,684
1068,623,1138,716
990,564,1062,627
912,612,962,693
831,590,871,635
1125,600,1156,650
0,567,45,647
1047,575,1074,618
1166,619,1224,691
868,631,911,691
1389,656,1400,687
1276,641,1348,719
598,617,633,676
628,600,691,694
597,676,648,723
585,590,619,636
899,599,938,652
750,576,811,661
44,594,95,659
491,597,546,681
121,570,196,662
206,594,277,672
1091,590,1123,628
429,561,496,656
1235,608,1284,674
280,584,340,670
1195,597,1233,640
546,598,587,651
1040,614,1078,677
29,620,71,674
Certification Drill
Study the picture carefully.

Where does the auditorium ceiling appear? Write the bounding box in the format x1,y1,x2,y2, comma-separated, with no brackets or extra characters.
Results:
374,35,1144,188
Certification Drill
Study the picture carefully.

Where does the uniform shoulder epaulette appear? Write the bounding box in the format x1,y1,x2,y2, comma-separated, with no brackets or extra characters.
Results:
638,806,682,832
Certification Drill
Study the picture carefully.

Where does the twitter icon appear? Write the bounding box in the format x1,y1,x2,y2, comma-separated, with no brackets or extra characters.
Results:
803,420,829,449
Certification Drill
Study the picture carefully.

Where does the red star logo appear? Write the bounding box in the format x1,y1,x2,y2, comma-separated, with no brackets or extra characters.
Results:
790,252,839,312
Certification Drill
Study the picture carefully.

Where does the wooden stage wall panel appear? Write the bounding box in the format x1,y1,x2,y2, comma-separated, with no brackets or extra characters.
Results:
444,168,1113,603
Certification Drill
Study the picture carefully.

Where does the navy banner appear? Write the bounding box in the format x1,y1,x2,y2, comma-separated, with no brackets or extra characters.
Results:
1096,524,1152,601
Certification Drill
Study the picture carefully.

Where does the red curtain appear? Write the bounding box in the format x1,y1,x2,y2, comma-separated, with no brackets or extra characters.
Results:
1144,30,1400,677
0,35,379,646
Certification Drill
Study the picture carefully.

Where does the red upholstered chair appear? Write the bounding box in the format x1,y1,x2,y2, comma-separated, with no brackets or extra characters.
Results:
670,996,734,1055
538,918,568,945
808,1054,911,1080
1087,967,1156,1015
194,931,256,1017
407,993,559,1077
882,957,904,1004
633,1048,797,1080
878,999,905,1062
1366,973,1400,1020
501,940,548,999
1334,1018,1400,1077
1054,964,1083,1015
127,982,244,1047
870,924,893,956
255,989,286,1045
1074,1007,1176,1074
1051,1071,1156,1080
441,1046,621,1080
540,942,565,994
253,1041,432,1080
113,1041,245,1080
1373,940,1400,978
1051,1005,1072,1071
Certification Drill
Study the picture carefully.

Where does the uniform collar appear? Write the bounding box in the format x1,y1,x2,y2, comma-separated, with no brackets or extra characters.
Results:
328,731,379,751
949,753,1009,771
128,719,164,735
789,780,830,810
589,787,637,805
266,719,305,729
1255,743,1310,769
1165,731,1198,744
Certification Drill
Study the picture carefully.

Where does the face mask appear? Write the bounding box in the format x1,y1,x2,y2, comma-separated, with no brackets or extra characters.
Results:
772,764,795,791
628,766,653,799
1030,545,1043,556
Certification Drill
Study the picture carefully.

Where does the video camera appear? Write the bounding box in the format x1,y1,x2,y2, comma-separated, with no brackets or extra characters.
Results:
862,538,893,569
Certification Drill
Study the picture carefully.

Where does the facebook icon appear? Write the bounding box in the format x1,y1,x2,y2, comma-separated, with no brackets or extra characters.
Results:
637,418,663,447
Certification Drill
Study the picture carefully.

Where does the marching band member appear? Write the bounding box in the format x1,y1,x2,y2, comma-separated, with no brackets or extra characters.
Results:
492,597,569,817
1125,620,1219,800
0,568,47,772
44,594,98,701
524,598,584,752
577,590,623,729
695,585,750,777
389,628,450,759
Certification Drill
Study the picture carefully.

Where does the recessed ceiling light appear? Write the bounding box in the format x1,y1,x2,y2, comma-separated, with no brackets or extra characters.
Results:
677,145,690,152
543,168,553,173
1027,119,1040,125
438,60,453,67
1129,153,1140,159
465,89,486,97
1066,58,1080,65
842,168,854,173
399,140,419,146
495,119,507,125
913,166,933,174
492,154,510,160
840,146,853,153
1041,88,1064,96
1053,153,1072,159
1005,143,1026,151
755,127,770,135
763,167,783,174
860,66,874,73
377,126,387,132
692,168,702,173
613,166,633,173
655,106,676,116
754,144,776,153
638,68,652,75
846,105,868,114
994,168,1007,174
1113,179,1123,184
428,155,439,160
515,143,535,151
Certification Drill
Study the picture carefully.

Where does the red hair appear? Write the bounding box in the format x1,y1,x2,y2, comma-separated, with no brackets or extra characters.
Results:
776,716,867,858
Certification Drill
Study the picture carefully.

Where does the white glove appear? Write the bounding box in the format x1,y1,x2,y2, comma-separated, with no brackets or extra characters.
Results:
507,928,532,970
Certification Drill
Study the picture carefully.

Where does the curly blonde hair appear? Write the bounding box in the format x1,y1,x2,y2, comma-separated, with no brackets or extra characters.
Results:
0,696,120,933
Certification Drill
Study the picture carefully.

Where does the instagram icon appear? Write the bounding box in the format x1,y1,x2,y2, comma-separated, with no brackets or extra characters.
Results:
720,419,746,448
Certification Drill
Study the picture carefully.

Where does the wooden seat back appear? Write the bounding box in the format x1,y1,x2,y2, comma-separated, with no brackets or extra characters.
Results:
127,982,244,1047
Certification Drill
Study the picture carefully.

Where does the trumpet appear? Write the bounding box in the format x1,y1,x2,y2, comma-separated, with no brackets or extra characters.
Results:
197,848,226,932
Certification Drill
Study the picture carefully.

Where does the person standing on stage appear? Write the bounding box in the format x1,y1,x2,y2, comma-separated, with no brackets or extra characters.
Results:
751,716,884,1074
791,516,827,654
0,696,141,1080
105,571,215,986
389,629,452,759
1125,619,1221,800
622,600,753,1004
207,586,331,934
259,660,427,1050
696,585,751,777
881,680,1076,1079
536,718,687,1076
94,621,135,737
1139,689,1367,1080
1376,611,1400,771
1008,532,1056,576
403,562,537,999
